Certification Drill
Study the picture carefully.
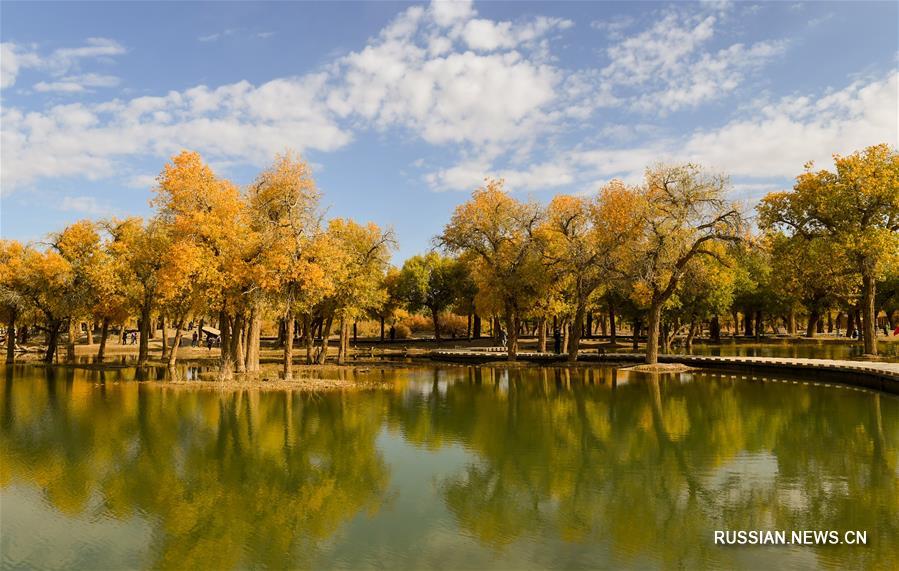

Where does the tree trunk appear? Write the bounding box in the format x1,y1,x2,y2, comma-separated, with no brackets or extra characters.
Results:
827,311,834,333
787,311,796,335
97,317,109,362
283,311,294,379
846,309,856,338
66,318,78,361
503,307,518,361
5,312,15,364
337,316,347,365
167,320,184,369
304,314,315,364
276,317,286,349
686,319,698,349
645,303,663,364
139,301,151,366
731,310,739,338
710,315,721,343
431,308,441,341
220,310,233,379
754,310,763,341
44,319,62,363
317,315,333,364
806,309,819,338
161,316,168,359
466,314,472,340
538,317,547,352
380,316,385,341
608,302,617,345
744,310,753,337
632,320,640,352
87,321,96,345
567,304,586,362
861,270,878,355
245,309,261,373
229,314,245,374
586,312,593,339
473,314,481,339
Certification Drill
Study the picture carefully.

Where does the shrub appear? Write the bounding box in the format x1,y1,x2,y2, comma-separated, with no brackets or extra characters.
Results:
441,313,469,338
400,314,433,333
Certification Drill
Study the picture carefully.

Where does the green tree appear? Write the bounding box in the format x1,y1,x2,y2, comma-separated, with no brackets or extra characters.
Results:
395,252,467,340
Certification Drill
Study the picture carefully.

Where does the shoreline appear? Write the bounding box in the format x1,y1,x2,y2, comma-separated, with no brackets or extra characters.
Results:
5,336,899,394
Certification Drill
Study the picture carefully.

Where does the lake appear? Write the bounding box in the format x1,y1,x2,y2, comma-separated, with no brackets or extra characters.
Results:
677,339,899,361
1,364,897,570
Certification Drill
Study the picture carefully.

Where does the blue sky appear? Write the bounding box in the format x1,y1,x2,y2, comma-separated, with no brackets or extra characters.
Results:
1,0,896,261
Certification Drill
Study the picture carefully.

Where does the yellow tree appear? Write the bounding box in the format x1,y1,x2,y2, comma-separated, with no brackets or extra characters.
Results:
50,220,104,361
758,144,899,355
107,217,169,365
250,152,332,376
661,243,736,349
439,179,543,360
153,150,247,375
325,218,395,365
537,184,639,361
6,246,73,362
766,232,856,337
0,240,29,363
623,164,743,364
89,222,135,362
155,240,215,368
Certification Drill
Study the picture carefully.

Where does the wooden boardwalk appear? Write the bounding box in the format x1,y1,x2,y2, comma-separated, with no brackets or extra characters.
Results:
428,349,899,394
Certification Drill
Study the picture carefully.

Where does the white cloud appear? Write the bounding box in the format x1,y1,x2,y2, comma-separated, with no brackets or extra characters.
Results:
33,73,120,93
58,195,117,216
425,70,897,195
5,0,885,206
808,13,834,27
324,2,576,152
426,158,575,192
575,71,897,193
51,37,125,64
125,174,158,189
430,0,475,28
0,38,125,90
1,74,351,188
590,15,635,39
679,71,898,179
1,42,42,88
198,29,236,42
597,8,786,113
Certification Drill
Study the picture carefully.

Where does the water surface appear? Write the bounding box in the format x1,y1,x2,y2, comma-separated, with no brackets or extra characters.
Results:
677,339,899,361
1,364,897,570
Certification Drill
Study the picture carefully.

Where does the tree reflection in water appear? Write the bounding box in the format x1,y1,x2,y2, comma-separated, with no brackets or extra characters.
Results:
386,367,898,570
1,364,897,570
1,365,389,569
